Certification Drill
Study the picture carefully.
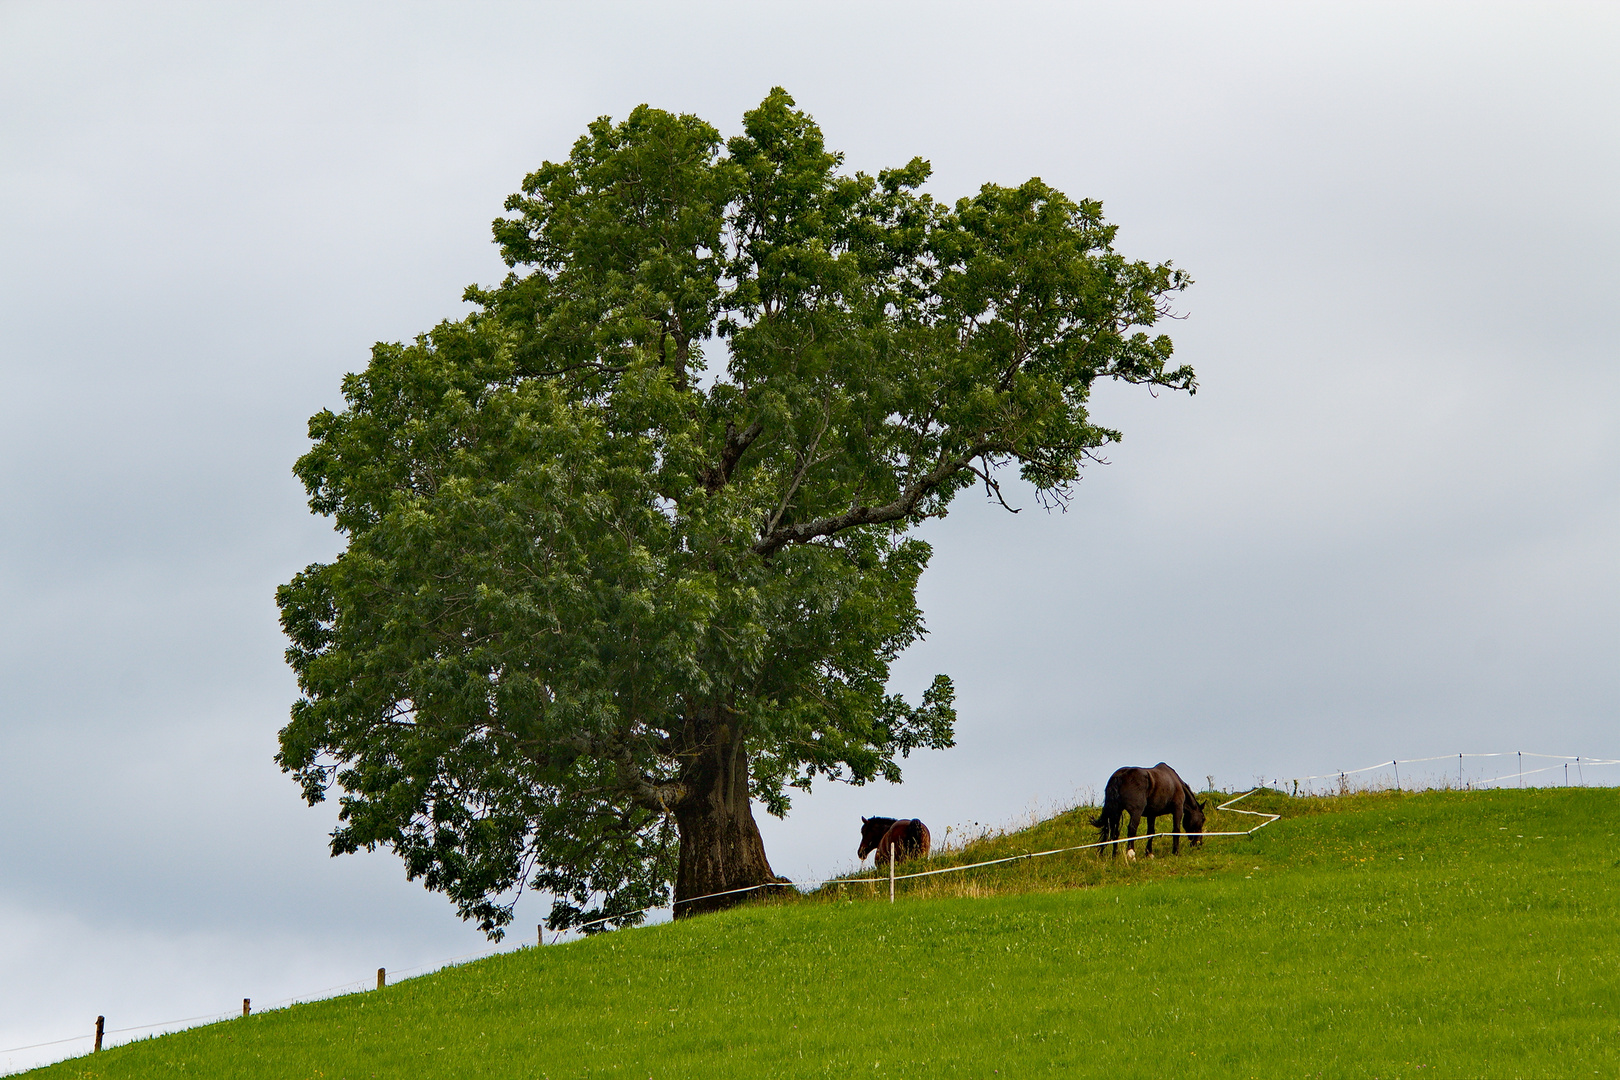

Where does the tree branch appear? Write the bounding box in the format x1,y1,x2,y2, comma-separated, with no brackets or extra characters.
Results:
751,446,986,557
764,399,832,536
704,419,766,492
517,730,686,812
597,731,688,813
965,459,1021,514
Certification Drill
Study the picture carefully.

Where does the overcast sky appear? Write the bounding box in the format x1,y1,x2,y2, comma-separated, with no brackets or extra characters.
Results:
3,1,1616,1069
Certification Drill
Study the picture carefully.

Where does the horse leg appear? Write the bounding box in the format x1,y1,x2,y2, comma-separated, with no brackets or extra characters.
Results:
1170,804,1182,855
1145,814,1157,858
1126,810,1141,860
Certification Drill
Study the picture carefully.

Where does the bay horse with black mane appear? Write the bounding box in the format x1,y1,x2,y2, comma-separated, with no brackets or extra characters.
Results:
1092,763,1206,859
858,816,931,866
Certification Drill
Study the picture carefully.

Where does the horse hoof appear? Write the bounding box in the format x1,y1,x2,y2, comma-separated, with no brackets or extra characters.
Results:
1125,849,1136,861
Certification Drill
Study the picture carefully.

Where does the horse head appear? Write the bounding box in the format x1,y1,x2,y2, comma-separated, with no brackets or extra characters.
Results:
1185,797,1208,845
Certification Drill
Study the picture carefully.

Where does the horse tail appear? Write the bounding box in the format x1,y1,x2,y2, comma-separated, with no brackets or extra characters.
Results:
1091,774,1123,829
908,819,931,859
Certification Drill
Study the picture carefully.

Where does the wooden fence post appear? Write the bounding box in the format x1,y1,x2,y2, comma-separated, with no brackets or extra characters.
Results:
242,998,250,1017
888,846,895,904
94,1016,104,1053
377,967,386,990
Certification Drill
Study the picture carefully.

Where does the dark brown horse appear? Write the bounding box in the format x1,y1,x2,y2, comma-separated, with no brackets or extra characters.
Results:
858,816,931,865
1092,763,1206,859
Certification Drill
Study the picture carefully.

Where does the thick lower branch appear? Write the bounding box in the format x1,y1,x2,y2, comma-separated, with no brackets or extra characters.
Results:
605,735,686,812
521,729,687,812
627,778,690,812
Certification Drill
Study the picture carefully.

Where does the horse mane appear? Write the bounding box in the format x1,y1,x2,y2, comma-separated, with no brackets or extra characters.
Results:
1182,780,1205,812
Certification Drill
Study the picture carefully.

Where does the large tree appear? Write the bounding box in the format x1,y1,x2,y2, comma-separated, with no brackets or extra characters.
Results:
277,89,1194,937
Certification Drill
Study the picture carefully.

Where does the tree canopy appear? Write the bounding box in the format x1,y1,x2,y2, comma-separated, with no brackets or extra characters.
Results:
277,89,1194,936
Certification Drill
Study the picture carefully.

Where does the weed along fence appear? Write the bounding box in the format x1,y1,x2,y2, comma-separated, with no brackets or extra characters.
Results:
6,747,1616,1073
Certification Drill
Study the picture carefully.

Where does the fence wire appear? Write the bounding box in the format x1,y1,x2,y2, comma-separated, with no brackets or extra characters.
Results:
6,747,1612,1068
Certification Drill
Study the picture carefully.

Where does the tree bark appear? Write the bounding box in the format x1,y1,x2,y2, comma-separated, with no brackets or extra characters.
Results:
671,714,779,917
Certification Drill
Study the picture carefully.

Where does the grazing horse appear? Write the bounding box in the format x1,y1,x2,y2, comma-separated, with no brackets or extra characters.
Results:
1092,763,1207,859
858,816,931,865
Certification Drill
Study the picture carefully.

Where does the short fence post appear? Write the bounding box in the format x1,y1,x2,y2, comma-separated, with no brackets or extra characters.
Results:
1518,751,1523,787
242,998,250,1018
888,847,895,904
1578,757,1584,785
377,967,386,990
1458,753,1463,789
94,1016,104,1053
539,924,544,948
1392,759,1400,790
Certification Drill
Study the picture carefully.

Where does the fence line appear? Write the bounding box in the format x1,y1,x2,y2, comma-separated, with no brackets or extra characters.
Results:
6,748,1610,1067
0,959,519,1064
0,791,1277,1065
879,789,1281,884
1,1011,237,1057
576,789,1281,930
1279,751,1619,788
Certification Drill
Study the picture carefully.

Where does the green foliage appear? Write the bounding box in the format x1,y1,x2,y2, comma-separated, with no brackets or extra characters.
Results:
276,88,1193,935
36,789,1620,1078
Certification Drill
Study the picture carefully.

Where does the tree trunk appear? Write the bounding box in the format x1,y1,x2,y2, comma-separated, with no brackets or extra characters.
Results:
672,716,778,917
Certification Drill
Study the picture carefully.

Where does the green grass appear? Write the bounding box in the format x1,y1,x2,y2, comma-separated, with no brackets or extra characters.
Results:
28,788,1620,1078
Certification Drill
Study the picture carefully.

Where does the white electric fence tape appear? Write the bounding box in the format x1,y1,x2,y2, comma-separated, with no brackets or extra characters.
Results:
0,791,1280,1062
576,789,1281,931
1285,751,1620,787
6,751,1612,1065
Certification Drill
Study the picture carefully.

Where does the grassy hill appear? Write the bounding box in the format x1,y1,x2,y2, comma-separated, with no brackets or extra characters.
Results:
26,787,1620,1078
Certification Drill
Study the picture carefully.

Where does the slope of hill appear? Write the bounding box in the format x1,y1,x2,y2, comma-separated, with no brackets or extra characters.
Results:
24,788,1620,1078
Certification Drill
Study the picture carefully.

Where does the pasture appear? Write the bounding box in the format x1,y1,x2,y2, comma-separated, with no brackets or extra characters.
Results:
23,787,1620,1078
